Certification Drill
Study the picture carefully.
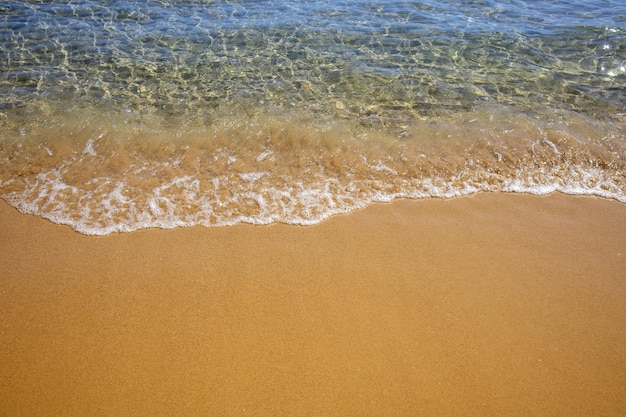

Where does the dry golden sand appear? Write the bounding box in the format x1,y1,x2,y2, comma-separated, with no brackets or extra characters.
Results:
1,193,625,416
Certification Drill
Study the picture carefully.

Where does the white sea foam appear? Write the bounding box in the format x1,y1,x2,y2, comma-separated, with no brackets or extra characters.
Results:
6,162,622,236
83,138,97,156
256,150,273,162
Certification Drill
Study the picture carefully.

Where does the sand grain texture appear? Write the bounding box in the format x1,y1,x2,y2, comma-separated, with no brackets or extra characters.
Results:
1,193,625,416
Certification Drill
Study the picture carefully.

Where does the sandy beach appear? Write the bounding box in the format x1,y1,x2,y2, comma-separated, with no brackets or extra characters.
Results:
1,192,625,416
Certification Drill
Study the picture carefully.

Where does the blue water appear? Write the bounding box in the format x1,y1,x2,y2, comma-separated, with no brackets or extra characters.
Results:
1,0,625,234
2,0,625,114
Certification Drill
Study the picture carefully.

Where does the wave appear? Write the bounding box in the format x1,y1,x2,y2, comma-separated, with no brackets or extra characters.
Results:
1,105,624,235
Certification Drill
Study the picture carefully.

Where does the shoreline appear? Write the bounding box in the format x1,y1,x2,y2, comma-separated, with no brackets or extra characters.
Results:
1,192,625,416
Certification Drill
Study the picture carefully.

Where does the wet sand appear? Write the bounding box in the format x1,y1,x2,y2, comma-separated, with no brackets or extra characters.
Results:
1,193,625,416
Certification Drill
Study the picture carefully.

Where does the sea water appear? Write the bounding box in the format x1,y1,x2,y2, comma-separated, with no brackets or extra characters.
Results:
1,0,624,235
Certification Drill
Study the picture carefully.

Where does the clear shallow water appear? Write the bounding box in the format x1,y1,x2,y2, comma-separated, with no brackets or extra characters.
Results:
1,0,625,234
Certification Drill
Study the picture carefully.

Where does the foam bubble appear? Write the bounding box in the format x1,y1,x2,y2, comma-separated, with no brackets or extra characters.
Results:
83,139,97,157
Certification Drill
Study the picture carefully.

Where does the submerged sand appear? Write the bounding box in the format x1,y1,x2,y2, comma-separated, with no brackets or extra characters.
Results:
1,193,625,416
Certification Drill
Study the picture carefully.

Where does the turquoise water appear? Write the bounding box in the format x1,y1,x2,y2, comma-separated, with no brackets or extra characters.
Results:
1,0,625,234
